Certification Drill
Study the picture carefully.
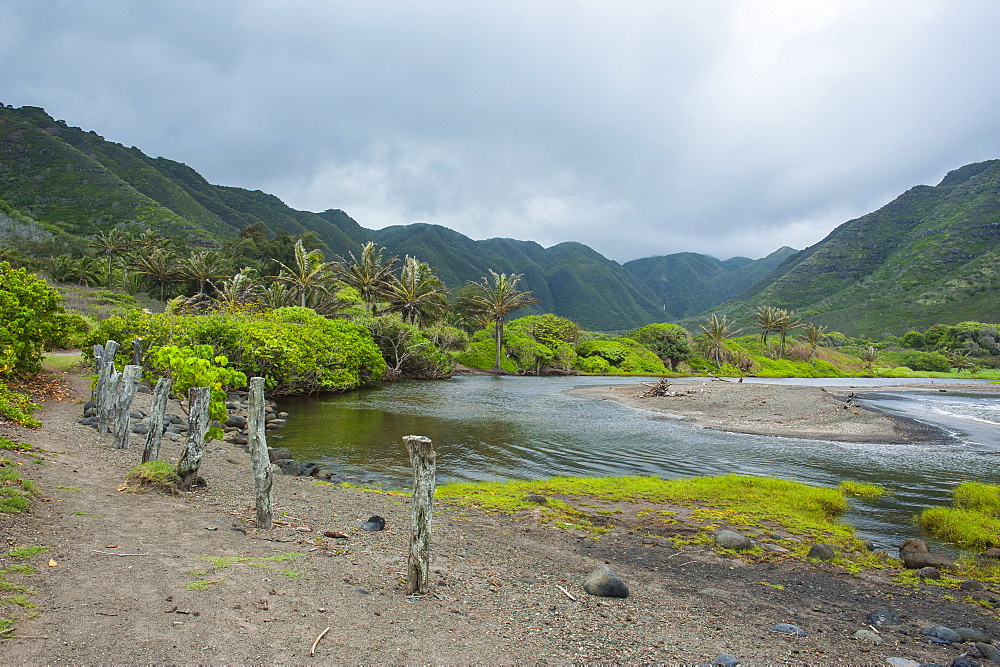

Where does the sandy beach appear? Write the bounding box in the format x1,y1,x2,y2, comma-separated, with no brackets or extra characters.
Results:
2,369,998,664
570,379,1000,443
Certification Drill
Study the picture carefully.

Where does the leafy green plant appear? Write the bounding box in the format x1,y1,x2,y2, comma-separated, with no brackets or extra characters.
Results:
148,344,247,440
0,384,41,427
124,460,181,494
0,262,79,376
838,481,887,499
916,482,1000,550
630,323,692,371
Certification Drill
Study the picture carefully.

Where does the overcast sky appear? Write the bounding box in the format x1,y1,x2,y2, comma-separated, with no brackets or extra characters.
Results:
2,1,998,262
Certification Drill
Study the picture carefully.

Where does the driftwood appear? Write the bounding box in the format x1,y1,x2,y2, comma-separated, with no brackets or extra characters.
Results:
142,377,174,463
112,365,142,449
247,376,274,529
96,339,121,434
177,387,211,491
403,435,435,595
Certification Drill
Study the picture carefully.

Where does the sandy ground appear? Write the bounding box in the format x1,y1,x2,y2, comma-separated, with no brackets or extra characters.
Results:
570,379,1000,443
1,368,998,664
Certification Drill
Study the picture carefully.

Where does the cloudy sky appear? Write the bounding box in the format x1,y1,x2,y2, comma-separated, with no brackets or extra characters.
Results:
2,1,999,262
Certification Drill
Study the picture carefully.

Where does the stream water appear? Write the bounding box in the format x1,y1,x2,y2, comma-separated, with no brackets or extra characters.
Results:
269,376,1000,551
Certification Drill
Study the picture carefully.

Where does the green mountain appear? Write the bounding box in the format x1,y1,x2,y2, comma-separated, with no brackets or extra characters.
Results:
0,104,674,329
707,159,1000,336
623,247,797,319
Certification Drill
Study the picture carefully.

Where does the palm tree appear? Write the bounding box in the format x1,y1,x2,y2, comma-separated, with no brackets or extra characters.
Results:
131,248,180,301
799,323,827,365
773,308,801,358
183,251,229,295
858,346,882,373
948,349,975,374
699,314,739,369
87,228,134,288
334,242,399,313
381,256,450,326
271,239,337,308
460,270,539,371
213,268,263,311
756,305,779,352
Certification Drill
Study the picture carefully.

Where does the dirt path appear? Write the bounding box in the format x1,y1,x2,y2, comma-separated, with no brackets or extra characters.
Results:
1,368,998,664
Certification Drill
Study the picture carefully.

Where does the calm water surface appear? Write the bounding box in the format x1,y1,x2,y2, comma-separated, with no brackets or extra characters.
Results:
270,376,1000,550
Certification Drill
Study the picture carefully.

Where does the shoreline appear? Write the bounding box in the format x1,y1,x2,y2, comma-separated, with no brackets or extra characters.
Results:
568,379,998,444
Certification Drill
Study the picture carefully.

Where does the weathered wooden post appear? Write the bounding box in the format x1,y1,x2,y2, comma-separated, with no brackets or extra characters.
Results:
142,377,174,463
247,377,273,528
92,344,104,401
96,339,121,434
177,387,211,491
112,364,142,449
403,435,435,595
131,337,144,368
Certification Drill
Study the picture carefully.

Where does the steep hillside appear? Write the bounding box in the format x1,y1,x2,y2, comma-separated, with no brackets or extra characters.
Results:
711,160,1000,335
623,247,797,318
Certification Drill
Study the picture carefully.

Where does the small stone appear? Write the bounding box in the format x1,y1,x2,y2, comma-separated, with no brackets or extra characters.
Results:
903,552,957,570
760,543,790,554
974,642,1000,663
852,629,884,644
920,625,962,644
899,538,930,555
277,411,289,418
636,615,655,622
582,564,629,598
131,423,149,435
293,526,311,532
516,576,544,584
860,539,875,551
225,456,242,465
955,627,992,643
807,543,836,561
885,659,920,667
770,623,806,637
915,566,942,579
981,547,1000,559
226,415,247,428
268,447,293,463
712,654,740,666
950,657,981,667
130,408,144,419
521,494,548,505
868,608,901,626
361,516,385,532
960,580,986,591
714,530,753,551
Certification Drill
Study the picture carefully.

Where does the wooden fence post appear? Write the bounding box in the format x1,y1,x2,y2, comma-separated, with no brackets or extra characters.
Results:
96,339,121,434
247,377,273,529
403,435,435,595
91,344,104,401
131,337,144,368
177,387,211,491
142,377,174,463
113,364,142,449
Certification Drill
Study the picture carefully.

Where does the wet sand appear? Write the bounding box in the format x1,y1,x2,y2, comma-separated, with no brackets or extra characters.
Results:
568,379,992,443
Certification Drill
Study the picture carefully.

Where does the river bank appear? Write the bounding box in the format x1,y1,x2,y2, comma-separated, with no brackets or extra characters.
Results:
1,368,999,663
570,379,1000,444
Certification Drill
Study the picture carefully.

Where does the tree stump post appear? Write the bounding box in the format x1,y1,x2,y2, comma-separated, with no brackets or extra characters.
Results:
92,344,104,401
142,377,173,463
131,337,144,368
403,435,435,595
177,387,211,491
96,339,121,434
247,377,273,529
112,364,142,449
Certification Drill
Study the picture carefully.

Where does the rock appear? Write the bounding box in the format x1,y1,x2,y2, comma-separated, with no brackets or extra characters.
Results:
899,538,930,555
868,608,901,626
807,543,836,561
301,462,320,476
860,539,875,551
165,413,182,424
76,417,98,426
129,408,144,419
293,526,311,532
83,399,97,411
268,447,293,463
950,657,982,667
760,543,789,554
955,627,992,644
276,459,303,476
770,623,806,637
920,625,963,644
361,516,385,532
226,415,247,428
915,566,942,579
712,654,740,666
975,642,1000,664
323,530,349,539
903,552,957,570
131,423,149,435
265,421,283,430
960,580,987,591
228,434,249,445
521,494,548,505
315,470,333,481
83,407,96,417
582,565,629,598
852,629,884,644
277,411,289,418
714,530,753,551
982,547,1000,560
885,659,920,667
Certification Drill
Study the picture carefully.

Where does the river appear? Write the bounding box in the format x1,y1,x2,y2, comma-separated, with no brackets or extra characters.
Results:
269,375,999,551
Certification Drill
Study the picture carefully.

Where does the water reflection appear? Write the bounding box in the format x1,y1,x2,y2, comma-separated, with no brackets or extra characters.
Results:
270,375,1000,550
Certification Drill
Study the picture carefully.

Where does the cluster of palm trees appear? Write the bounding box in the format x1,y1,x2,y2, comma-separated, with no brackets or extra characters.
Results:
697,306,829,370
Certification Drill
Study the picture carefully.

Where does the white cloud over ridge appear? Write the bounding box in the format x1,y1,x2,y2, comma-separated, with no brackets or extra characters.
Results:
2,0,998,262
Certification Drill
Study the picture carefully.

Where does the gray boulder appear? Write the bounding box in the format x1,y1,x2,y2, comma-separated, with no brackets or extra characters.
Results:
975,642,1000,663
899,538,929,555
914,566,942,579
714,530,753,551
807,543,836,561
920,625,962,644
852,629,884,644
582,565,629,598
770,623,806,637
903,552,957,570
955,627,992,643
868,608,901,626
268,447,294,462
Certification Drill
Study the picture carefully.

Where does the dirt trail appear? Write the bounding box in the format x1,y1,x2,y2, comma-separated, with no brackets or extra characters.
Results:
1,368,998,664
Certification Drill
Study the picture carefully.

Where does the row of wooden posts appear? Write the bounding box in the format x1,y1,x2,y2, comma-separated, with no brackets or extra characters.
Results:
92,340,438,595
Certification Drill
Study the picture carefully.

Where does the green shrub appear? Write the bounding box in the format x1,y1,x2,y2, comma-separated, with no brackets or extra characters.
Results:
87,308,385,394
0,382,40,427
630,323,692,371
892,351,951,373
0,262,78,376
365,317,453,379
576,355,612,374
457,337,519,372
915,482,1000,550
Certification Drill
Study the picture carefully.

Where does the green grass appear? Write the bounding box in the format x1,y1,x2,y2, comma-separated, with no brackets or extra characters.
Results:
916,482,1000,550
5,546,50,559
52,485,84,492
0,545,51,636
40,352,83,372
185,552,306,590
0,466,38,513
839,481,888,499
0,437,31,452
124,460,180,494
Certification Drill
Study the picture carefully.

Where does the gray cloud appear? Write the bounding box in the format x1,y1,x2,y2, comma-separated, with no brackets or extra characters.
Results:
2,0,998,262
